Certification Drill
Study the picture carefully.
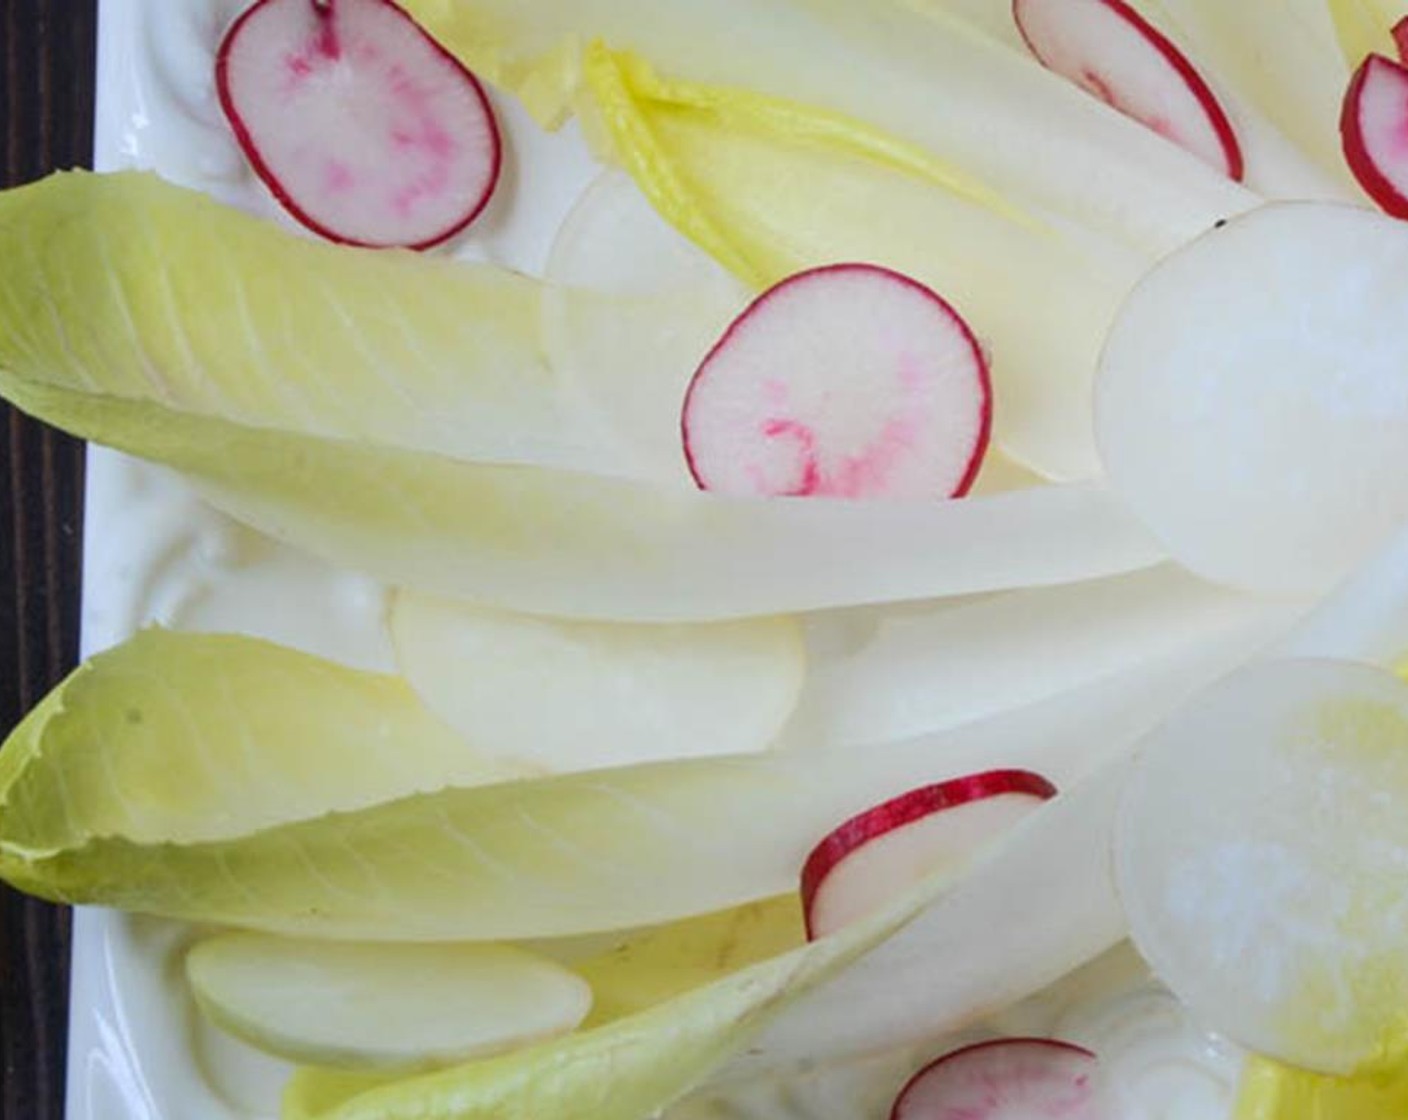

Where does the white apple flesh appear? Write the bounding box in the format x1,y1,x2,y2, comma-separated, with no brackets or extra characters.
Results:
1096,202,1408,596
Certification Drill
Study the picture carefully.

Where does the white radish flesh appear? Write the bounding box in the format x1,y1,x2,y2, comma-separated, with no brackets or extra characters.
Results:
1013,0,1243,180
1096,202,1408,596
216,0,501,248
186,933,591,1070
389,591,805,772
1341,52,1408,218
1115,658,1408,1074
682,265,991,500
890,1038,1110,1120
801,770,1056,939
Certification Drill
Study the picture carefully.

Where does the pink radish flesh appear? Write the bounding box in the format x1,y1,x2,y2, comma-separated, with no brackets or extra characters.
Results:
681,264,991,500
1013,0,1243,181
1341,53,1408,219
800,769,1056,940
216,0,501,249
891,1039,1108,1120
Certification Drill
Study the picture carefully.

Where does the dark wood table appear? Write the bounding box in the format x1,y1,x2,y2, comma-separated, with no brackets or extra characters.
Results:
2,2,99,1116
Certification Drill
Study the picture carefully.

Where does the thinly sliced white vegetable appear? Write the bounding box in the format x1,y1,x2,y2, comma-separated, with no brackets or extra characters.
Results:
1116,658,1408,1075
788,565,1287,746
1,636,1182,940
187,934,590,1070
1275,521,1408,665
0,629,514,851
1096,202,1408,597
403,0,1255,256
389,592,805,771
581,49,1133,480
726,759,1132,1076
0,172,1164,620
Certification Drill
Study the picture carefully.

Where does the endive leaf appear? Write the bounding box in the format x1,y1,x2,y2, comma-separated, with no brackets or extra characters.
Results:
0,170,608,474
282,759,1128,1120
403,0,1254,256
0,172,1161,620
1233,1052,1408,1120
573,895,806,1026
0,627,1159,939
0,629,515,853
281,892,905,1120
581,47,1130,478
1326,0,1405,68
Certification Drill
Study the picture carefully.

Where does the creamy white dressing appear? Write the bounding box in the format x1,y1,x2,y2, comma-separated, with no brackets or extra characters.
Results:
70,2,1246,1117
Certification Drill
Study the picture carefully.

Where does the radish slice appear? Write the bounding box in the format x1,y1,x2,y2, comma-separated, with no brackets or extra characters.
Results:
891,1039,1110,1120
216,0,501,248
1096,202,1408,596
1341,52,1408,218
1395,15,1408,61
1116,658,1408,1074
682,264,992,500
1013,0,1244,181
801,770,1057,939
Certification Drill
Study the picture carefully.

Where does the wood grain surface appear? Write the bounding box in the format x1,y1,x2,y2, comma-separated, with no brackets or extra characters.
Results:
1,1,98,1117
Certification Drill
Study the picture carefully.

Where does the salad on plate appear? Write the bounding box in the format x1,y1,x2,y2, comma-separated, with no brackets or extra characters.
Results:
3,0,1408,1117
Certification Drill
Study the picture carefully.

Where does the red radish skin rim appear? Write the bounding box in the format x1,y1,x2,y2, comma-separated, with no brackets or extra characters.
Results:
799,769,1057,941
680,263,994,500
215,0,504,251
1013,0,1245,183
1394,16,1408,62
1340,55,1408,219
889,1038,1099,1120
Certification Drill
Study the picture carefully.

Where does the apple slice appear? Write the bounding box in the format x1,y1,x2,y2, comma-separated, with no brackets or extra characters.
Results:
682,264,991,500
186,933,591,1070
1116,658,1408,1075
891,1039,1110,1120
1013,0,1244,180
216,0,501,248
801,770,1056,939
389,590,805,772
1341,48,1408,218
